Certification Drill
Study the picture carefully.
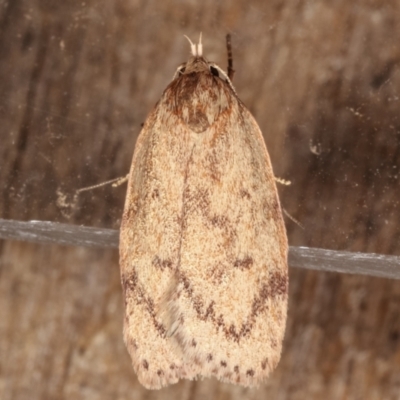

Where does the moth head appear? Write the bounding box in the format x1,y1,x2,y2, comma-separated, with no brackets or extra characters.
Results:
173,33,236,94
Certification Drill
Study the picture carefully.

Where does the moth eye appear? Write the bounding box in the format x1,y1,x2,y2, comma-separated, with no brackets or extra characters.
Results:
210,66,219,77
178,66,186,75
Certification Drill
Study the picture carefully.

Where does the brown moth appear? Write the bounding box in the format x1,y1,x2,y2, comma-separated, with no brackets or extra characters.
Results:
120,35,288,390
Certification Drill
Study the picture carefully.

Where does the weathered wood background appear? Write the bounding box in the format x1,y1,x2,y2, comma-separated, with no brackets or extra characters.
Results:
1,0,400,399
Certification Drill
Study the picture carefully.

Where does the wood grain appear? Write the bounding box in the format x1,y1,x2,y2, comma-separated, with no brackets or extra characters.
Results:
1,0,400,399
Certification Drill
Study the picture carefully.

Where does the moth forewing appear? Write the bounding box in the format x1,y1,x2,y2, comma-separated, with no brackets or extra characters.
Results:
120,37,288,390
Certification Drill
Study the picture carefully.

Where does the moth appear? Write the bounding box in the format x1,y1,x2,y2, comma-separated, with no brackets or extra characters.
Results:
120,35,288,389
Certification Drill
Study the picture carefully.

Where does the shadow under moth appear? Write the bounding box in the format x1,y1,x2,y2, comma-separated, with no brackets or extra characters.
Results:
119,34,288,389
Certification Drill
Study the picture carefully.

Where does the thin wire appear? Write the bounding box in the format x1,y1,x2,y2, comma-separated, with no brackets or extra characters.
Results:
0,218,399,280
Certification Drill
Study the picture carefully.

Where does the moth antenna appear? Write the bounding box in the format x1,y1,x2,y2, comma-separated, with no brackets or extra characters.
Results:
198,32,203,56
184,35,197,56
226,33,235,80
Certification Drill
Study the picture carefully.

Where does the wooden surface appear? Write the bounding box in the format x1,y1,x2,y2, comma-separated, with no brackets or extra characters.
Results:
1,0,400,399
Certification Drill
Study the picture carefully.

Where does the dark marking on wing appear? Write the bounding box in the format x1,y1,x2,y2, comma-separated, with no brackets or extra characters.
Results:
122,271,167,337
128,338,138,351
152,256,173,270
233,256,254,270
175,270,288,342
210,214,230,229
240,189,251,199
261,359,268,370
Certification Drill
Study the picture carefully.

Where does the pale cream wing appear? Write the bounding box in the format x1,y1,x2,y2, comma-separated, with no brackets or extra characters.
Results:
119,104,202,389
165,99,288,386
